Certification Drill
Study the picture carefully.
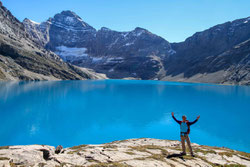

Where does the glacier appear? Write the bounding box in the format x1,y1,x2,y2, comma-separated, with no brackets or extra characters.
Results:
55,46,88,61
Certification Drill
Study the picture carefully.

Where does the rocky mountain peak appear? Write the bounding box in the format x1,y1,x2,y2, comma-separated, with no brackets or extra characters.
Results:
0,3,107,81
100,27,112,31
60,10,78,17
134,27,147,32
0,4,27,39
22,10,97,49
131,27,149,36
23,18,40,25
51,10,94,30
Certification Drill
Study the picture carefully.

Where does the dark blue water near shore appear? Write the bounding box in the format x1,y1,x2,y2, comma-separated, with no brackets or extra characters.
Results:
0,80,249,152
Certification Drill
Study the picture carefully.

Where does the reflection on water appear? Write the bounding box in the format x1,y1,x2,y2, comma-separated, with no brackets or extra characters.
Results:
0,80,249,152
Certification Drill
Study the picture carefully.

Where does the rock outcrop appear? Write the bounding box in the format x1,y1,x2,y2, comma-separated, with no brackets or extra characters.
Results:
0,4,107,81
0,138,249,167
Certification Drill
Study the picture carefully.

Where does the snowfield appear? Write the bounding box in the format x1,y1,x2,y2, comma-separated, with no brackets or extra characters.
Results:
55,46,88,61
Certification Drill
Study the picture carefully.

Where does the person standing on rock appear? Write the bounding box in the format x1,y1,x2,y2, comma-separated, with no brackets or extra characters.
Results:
171,112,200,157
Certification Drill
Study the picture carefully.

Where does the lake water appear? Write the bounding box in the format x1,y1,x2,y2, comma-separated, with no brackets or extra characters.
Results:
0,80,249,152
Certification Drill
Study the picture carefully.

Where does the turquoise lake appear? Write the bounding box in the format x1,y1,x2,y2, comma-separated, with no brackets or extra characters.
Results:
0,80,249,152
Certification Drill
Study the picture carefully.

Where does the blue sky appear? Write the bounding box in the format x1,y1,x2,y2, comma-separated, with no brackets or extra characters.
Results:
2,0,250,42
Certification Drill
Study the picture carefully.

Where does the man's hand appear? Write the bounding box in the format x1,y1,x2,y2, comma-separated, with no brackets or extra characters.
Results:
197,115,200,120
171,112,174,116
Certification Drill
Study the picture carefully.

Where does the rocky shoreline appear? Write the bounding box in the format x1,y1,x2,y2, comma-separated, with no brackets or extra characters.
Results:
0,138,249,167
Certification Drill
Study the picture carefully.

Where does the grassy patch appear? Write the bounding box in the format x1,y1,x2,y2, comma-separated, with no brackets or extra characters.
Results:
142,145,164,150
194,148,216,155
195,155,218,167
171,147,182,151
0,157,10,160
134,157,146,160
218,152,234,157
103,145,118,149
0,146,9,150
124,151,135,155
130,145,167,154
109,139,129,144
68,144,88,154
218,150,250,161
236,151,250,159
129,146,149,153
70,144,87,150
148,154,166,161
183,155,195,160
129,145,169,162
195,155,247,167
67,151,75,154
161,149,168,156
86,159,99,163
9,161,17,167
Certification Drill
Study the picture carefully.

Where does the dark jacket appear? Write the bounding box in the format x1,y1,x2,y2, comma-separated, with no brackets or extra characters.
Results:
172,115,198,134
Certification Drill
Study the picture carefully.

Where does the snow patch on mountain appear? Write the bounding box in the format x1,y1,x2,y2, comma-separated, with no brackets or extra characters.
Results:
122,32,129,38
244,17,250,24
135,31,144,36
65,16,74,23
23,18,40,25
124,42,134,46
55,46,88,61
29,19,40,25
92,57,103,62
106,57,124,63
168,49,176,55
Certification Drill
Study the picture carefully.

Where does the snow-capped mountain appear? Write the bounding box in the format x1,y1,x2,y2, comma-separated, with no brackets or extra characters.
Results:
23,11,96,49
23,10,250,84
0,4,106,81
24,11,173,79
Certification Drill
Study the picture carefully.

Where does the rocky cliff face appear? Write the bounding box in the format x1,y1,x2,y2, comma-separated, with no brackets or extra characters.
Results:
0,138,249,167
0,4,106,81
164,17,250,85
23,9,250,84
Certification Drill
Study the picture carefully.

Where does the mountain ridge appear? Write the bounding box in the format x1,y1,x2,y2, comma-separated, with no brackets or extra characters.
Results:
23,10,174,80
1,2,249,84
22,10,250,84
0,4,107,81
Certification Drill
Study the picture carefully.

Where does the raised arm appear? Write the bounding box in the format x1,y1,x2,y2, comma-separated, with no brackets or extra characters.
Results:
188,115,200,126
171,112,181,124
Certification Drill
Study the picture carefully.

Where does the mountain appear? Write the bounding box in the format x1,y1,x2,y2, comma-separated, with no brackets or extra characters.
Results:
164,17,250,85
23,10,250,84
24,11,174,80
0,4,106,81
